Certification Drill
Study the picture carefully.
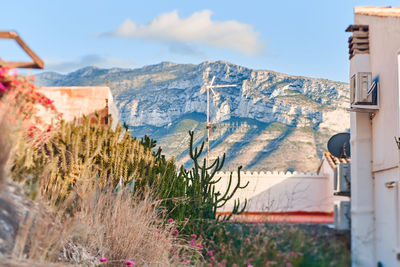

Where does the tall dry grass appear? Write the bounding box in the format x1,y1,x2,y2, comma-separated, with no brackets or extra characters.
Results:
11,188,197,266
0,106,13,186
73,189,196,266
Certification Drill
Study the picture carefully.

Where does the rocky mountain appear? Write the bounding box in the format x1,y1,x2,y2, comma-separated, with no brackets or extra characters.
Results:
35,61,350,172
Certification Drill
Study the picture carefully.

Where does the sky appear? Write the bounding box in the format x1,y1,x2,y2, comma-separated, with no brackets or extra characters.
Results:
0,0,398,82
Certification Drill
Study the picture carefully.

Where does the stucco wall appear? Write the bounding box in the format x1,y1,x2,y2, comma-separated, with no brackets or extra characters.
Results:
214,171,333,213
354,15,400,171
37,86,119,126
351,12,400,267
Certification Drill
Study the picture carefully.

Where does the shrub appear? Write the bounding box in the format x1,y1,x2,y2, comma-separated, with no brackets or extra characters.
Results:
197,221,350,266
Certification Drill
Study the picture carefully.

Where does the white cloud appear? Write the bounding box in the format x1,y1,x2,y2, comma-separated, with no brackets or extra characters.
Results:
107,10,264,56
46,54,135,73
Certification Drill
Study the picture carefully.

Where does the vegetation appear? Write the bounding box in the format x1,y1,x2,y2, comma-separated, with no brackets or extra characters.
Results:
0,67,350,266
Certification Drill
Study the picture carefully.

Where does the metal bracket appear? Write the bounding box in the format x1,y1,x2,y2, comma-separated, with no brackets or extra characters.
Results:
395,136,400,149
385,181,396,189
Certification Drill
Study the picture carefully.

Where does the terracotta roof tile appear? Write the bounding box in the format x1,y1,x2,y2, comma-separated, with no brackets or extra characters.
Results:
323,152,351,169
355,6,400,18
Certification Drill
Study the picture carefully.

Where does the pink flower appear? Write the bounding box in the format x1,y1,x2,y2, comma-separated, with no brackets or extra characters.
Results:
248,265,253,267
172,229,179,235
286,263,292,267
0,83,6,93
99,257,107,262
168,218,174,222
207,264,212,267
217,263,222,267
197,243,203,249
210,256,215,261
221,259,227,264
207,250,213,256
249,258,253,262
124,260,134,266
191,234,197,239
289,251,295,256
183,259,190,264
185,217,189,221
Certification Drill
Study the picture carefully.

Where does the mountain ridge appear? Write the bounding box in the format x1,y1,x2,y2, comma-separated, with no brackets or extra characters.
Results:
35,60,350,172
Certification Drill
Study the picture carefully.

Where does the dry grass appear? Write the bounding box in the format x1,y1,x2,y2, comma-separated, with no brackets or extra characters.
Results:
0,107,13,186
74,189,196,266
10,188,197,266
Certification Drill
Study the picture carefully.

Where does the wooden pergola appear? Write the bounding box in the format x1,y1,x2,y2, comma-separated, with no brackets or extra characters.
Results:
0,31,44,69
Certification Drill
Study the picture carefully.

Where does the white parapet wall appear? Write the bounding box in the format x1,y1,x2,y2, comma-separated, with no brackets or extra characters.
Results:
214,171,332,213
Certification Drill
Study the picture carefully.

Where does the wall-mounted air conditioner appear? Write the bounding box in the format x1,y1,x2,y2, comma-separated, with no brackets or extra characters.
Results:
350,72,379,111
334,200,351,230
334,163,351,196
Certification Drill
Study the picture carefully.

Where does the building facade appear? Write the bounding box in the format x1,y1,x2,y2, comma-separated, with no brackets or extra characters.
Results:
349,6,400,267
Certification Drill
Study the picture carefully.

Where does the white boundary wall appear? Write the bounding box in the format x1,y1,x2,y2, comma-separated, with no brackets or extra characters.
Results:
214,171,333,213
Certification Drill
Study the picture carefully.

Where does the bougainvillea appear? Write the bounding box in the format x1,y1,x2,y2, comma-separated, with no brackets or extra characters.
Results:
0,66,61,139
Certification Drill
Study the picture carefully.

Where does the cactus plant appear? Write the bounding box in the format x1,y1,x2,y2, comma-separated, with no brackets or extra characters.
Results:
179,130,249,221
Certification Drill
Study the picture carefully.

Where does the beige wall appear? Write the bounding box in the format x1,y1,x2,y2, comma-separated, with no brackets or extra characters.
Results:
351,12,400,266
214,171,333,213
37,86,118,125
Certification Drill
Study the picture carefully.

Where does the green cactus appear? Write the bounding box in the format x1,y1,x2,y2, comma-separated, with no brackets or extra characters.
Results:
179,130,249,221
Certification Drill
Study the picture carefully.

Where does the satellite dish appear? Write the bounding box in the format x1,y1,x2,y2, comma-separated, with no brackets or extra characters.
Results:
327,133,350,158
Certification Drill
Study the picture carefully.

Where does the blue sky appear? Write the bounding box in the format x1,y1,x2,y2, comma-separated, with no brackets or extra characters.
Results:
0,0,398,82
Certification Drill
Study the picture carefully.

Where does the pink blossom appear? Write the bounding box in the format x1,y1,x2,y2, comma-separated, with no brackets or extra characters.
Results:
210,256,215,261
221,259,227,264
207,264,212,267
207,250,213,256
197,243,203,249
289,251,295,256
185,217,189,221
217,263,222,267
191,234,197,239
172,229,179,235
249,258,253,262
286,263,292,267
0,83,6,93
99,257,107,262
124,260,134,266
183,259,190,264
168,218,174,222
248,265,253,267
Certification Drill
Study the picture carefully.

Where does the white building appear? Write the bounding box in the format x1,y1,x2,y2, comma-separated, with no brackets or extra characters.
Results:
348,6,400,267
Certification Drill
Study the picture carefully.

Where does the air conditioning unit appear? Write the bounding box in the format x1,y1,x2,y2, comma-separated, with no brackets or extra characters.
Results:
334,201,351,230
334,163,351,196
350,72,379,111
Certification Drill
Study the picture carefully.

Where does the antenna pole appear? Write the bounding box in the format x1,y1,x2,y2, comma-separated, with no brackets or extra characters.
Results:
203,75,235,167
206,82,210,166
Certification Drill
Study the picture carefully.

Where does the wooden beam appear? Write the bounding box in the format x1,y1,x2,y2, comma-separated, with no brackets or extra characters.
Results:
0,31,44,69
0,61,39,69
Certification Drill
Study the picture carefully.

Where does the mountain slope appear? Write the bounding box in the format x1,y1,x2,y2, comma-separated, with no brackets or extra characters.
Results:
36,61,349,172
